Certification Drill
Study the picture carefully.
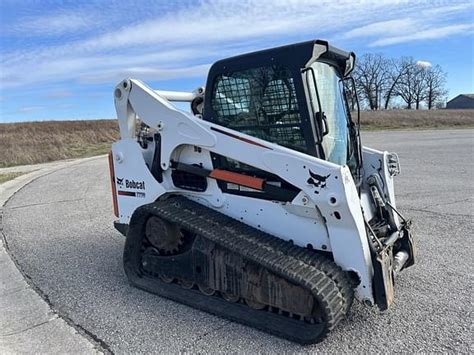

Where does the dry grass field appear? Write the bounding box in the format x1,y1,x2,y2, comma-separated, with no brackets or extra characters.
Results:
359,109,474,130
0,119,119,168
0,110,473,167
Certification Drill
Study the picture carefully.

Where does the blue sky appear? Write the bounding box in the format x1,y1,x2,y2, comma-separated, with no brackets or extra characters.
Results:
1,0,473,122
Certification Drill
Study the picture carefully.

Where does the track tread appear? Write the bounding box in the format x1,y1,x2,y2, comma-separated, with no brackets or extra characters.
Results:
124,196,354,343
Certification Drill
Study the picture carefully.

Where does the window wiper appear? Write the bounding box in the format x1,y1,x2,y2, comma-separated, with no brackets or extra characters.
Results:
342,76,363,184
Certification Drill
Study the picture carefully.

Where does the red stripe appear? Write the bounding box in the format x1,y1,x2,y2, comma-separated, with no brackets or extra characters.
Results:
211,127,272,150
108,152,119,217
118,190,136,197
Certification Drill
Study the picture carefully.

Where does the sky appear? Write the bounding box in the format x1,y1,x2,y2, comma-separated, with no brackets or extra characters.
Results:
0,0,473,123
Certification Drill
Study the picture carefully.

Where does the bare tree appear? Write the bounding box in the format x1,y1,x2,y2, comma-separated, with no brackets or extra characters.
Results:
395,57,428,109
394,57,414,109
413,67,427,109
424,65,447,109
383,58,409,109
352,53,448,110
353,54,391,110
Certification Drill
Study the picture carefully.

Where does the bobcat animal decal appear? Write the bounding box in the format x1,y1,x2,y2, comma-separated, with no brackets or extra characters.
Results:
307,170,331,194
116,177,124,187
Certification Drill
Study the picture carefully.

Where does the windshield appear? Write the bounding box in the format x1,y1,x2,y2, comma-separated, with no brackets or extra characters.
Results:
306,62,350,166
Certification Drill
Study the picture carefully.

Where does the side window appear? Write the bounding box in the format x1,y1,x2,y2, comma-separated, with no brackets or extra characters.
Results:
213,77,251,120
210,66,307,152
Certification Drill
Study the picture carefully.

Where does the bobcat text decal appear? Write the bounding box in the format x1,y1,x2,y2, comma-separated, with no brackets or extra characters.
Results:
116,177,146,198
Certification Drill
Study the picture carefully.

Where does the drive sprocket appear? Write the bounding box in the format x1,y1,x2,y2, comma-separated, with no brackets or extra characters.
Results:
145,215,183,254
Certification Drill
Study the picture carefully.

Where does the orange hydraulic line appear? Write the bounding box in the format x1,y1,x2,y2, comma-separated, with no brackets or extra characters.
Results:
209,169,265,190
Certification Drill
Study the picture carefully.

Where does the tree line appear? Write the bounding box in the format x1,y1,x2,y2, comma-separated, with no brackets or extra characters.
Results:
352,54,448,110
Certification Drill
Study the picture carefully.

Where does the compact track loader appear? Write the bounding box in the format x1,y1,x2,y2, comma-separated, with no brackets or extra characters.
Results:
109,40,416,343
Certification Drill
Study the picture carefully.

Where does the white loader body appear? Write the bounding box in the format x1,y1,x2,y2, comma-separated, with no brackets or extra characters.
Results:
108,40,415,343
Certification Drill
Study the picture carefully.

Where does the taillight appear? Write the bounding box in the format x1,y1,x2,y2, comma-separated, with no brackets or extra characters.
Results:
108,151,119,217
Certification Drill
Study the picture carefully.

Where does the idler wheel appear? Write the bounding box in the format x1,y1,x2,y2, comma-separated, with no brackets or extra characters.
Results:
222,292,240,303
159,274,174,284
198,284,215,296
179,279,194,289
245,298,266,310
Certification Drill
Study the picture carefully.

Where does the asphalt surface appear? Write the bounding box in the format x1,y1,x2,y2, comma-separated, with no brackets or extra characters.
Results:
0,156,107,354
3,129,473,353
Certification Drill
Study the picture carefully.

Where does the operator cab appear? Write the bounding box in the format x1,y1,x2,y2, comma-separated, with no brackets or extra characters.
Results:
202,40,361,184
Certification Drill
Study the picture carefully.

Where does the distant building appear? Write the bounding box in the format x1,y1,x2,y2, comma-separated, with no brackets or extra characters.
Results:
446,94,474,109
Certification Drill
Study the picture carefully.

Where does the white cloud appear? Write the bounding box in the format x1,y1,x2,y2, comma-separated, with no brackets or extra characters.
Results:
416,60,432,68
341,2,474,47
1,0,473,91
0,1,422,86
45,90,73,99
423,2,474,16
9,12,99,37
370,23,474,46
79,64,212,84
18,106,45,113
344,19,416,39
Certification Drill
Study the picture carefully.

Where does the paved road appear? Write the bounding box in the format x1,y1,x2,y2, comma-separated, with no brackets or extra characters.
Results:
3,130,473,353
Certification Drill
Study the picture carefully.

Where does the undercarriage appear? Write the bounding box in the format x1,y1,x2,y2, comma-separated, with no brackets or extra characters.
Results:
123,196,353,343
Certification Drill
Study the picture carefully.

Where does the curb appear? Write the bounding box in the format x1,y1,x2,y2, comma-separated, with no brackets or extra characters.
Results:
0,156,109,354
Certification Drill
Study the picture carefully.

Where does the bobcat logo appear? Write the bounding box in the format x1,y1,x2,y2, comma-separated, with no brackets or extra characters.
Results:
116,177,124,187
307,170,331,194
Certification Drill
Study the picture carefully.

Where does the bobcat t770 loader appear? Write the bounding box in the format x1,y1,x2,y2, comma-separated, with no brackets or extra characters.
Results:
109,40,416,343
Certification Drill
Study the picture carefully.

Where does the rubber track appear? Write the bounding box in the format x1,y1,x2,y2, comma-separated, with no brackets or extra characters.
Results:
129,196,353,342
245,228,355,314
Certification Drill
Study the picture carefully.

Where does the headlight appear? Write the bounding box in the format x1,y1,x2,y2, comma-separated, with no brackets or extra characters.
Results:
387,153,400,176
